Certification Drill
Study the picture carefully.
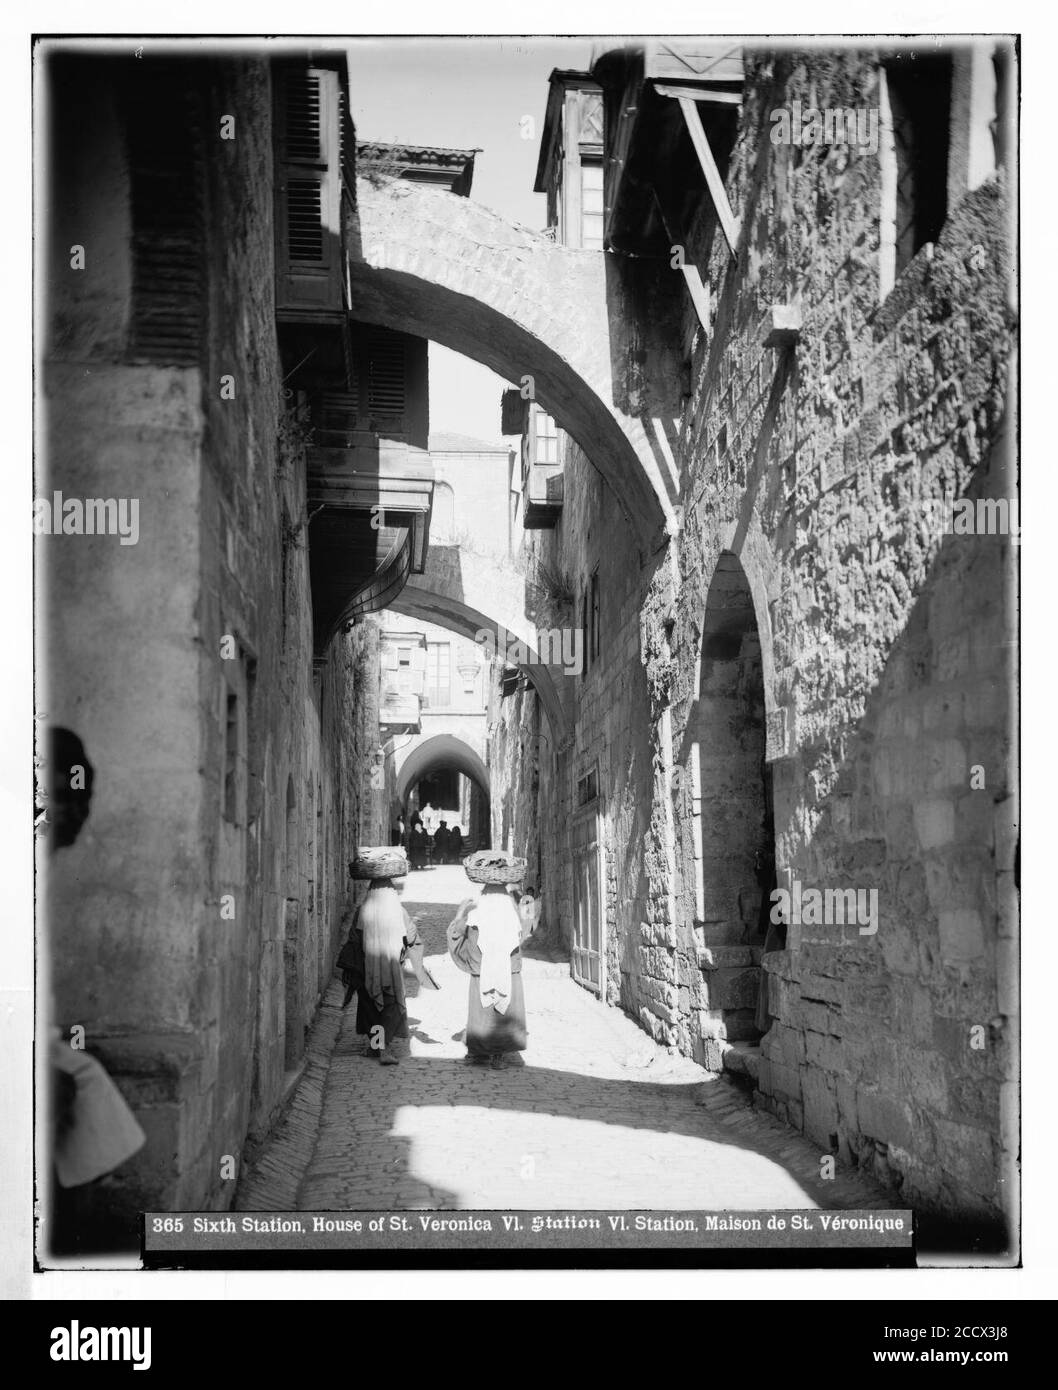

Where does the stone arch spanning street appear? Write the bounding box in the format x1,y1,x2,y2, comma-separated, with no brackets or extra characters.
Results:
395,733,489,809
392,544,570,738
347,176,677,554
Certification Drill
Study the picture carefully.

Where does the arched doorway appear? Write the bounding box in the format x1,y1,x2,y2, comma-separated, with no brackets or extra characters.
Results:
396,733,491,855
693,552,775,1044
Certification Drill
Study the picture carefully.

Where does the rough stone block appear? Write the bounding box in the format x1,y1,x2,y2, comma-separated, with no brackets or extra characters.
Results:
804,1030,843,1071
996,870,1018,940
913,797,955,849
711,967,760,1012
768,1058,802,1103
858,1090,914,1149
947,1075,999,1129
798,1000,836,1034
844,979,892,1020
801,1067,839,1148
938,908,985,962
953,790,997,846
933,1117,997,1197
996,937,1018,1017
928,738,969,790
761,1022,805,1068
993,795,1019,872
697,945,755,971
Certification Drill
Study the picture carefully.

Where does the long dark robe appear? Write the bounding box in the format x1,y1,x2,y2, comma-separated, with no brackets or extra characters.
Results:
339,905,429,1045
447,897,529,1055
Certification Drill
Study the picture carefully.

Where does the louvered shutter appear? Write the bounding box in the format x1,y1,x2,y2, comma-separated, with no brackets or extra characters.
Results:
124,67,204,364
367,331,406,425
316,384,361,446
275,65,343,314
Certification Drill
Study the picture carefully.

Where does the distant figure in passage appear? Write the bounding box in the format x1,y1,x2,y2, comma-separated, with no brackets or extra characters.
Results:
447,823,463,862
448,851,534,1069
518,886,541,938
391,813,406,849
434,820,450,863
338,848,436,1066
408,822,428,869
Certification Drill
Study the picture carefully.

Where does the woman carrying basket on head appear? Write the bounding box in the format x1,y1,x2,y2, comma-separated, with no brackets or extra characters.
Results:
337,847,437,1066
447,851,537,1069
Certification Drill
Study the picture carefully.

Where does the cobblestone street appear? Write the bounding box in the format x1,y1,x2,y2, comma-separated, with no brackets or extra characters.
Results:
237,868,889,1214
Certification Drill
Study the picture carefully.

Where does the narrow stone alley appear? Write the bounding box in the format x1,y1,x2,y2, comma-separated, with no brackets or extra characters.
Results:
36,39,1018,1265
237,868,889,1215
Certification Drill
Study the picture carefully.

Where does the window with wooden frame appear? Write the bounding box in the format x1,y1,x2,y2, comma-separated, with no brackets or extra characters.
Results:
274,63,343,315
580,160,605,249
879,55,953,290
425,642,452,708
532,408,560,466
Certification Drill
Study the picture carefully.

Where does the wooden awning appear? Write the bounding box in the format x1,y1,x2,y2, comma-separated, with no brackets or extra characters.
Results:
600,44,744,263
307,440,434,652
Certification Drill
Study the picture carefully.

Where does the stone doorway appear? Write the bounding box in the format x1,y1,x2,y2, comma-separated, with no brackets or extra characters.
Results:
694,551,775,1044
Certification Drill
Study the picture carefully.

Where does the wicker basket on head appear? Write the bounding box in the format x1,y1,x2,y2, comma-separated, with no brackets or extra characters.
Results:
351,847,408,880
463,850,527,886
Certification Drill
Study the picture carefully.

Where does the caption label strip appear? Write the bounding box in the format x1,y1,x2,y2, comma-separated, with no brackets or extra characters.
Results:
146,1209,913,1252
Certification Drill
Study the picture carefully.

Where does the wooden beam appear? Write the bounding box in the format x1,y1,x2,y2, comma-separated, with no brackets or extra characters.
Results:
653,81,742,106
679,263,711,331
677,95,740,260
650,185,710,332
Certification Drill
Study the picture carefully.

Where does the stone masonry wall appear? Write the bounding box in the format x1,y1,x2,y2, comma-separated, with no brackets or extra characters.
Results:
637,48,1017,1230
40,54,385,1232
492,439,656,998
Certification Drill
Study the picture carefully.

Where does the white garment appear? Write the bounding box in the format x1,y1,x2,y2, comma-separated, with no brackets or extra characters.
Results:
518,895,541,938
50,1035,146,1188
470,893,522,1014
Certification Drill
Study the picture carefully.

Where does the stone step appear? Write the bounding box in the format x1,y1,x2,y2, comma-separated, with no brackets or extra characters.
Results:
721,1040,761,1083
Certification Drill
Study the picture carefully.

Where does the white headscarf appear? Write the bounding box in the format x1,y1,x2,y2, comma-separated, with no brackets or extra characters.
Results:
469,889,522,1013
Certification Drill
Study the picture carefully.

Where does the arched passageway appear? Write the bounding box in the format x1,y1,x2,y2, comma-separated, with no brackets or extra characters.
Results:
347,176,676,553
396,732,490,854
693,551,775,1042
391,545,569,739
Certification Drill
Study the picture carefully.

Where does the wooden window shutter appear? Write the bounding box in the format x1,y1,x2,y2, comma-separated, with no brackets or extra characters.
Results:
275,64,342,313
123,67,205,365
367,332,406,420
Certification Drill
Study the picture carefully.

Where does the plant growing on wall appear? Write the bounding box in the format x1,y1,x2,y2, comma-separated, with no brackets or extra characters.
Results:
276,392,315,485
527,558,576,626
358,154,406,187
